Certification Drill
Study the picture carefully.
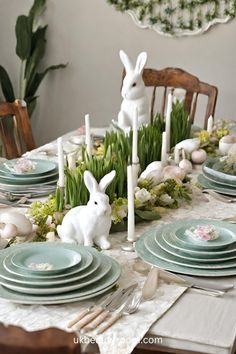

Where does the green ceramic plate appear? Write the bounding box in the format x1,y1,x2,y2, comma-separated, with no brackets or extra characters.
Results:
0,254,112,295
0,169,58,184
174,219,236,250
0,174,58,187
144,230,236,269
162,229,236,256
135,229,236,277
1,251,100,286
203,170,236,188
11,245,82,274
2,159,58,177
4,244,93,278
203,158,236,183
198,174,236,196
0,258,121,304
156,232,236,263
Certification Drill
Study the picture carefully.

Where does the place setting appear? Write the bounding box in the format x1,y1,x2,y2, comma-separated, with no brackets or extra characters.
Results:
0,242,121,304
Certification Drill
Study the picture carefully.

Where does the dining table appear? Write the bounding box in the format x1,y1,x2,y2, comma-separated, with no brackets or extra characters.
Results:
0,128,235,354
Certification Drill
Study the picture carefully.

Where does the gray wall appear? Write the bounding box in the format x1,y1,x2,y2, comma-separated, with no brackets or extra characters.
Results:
0,0,235,145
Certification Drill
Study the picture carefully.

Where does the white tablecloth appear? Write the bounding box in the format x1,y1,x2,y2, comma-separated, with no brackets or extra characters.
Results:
2,130,236,354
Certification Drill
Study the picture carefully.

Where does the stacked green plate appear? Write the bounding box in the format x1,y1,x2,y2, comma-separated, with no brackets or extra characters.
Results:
198,157,236,196
135,219,236,277
0,243,121,304
0,159,58,194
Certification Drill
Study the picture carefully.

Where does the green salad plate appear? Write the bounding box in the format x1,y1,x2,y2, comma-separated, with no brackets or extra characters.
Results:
2,159,57,177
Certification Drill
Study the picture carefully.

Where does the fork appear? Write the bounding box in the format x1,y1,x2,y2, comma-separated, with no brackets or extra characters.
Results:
202,189,236,203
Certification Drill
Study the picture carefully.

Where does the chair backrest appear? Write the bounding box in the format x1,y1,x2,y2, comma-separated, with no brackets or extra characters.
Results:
0,324,81,354
122,67,218,129
0,99,36,159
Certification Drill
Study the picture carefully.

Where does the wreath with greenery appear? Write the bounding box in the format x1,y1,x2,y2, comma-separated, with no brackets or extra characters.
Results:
107,0,236,36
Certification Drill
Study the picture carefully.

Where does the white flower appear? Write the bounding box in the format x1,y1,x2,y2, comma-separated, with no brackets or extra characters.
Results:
159,194,174,205
135,188,152,204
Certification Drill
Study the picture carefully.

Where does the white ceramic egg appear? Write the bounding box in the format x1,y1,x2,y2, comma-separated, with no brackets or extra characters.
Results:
179,159,193,173
139,161,164,185
191,149,207,164
163,166,186,181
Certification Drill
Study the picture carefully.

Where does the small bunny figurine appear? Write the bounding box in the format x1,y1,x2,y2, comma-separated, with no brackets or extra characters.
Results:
57,170,116,249
118,50,149,129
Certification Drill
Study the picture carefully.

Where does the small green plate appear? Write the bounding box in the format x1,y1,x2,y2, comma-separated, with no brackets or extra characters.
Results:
4,244,93,278
198,174,236,196
2,159,58,177
203,171,236,188
0,168,58,184
1,251,100,286
144,230,236,269
156,232,236,263
0,254,112,295
11,245,82,275
135,229,236,277
174,220,236,250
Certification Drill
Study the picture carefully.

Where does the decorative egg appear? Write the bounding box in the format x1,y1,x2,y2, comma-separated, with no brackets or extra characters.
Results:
179,159,193,173
139,161,163,185
0,212,32,235
163,166,186,181
191,149,207,164
1,223,18,239
175,138,200,154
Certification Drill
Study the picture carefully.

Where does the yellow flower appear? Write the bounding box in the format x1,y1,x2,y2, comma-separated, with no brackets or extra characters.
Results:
197,130,210,144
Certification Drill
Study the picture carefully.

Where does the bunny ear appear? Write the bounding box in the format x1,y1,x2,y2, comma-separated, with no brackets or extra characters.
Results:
99,170,116,193
135,52,147,74
119,50,134,73
84,171,99,193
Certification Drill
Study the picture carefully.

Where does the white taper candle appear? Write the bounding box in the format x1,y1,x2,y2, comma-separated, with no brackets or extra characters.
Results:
161,131,167,166
165,93,172,153
127,165,136,242
85,114,92,155
207,115,213,134
57,137,64,187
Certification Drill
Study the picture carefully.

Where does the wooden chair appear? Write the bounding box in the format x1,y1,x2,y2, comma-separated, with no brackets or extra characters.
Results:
0,324,81,354
0,99,36,159
122,67,218,129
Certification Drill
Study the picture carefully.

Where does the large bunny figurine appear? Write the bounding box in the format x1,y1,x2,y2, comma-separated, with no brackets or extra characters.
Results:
57,170,116,249
118,50,149,129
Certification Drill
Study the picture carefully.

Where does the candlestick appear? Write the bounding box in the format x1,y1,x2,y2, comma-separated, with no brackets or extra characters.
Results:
174,146,180,165
127,165,136,242
161,131,167,166
57,137,64,187
85,114,92,155
207,115,213,134
165,93,172,153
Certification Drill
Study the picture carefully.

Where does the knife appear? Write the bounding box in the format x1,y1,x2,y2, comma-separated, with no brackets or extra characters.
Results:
68,283,137,329
159,269,234,293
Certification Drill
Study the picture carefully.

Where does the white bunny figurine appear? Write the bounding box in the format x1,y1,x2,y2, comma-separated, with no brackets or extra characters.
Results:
118,50,149,129
57,170,116,249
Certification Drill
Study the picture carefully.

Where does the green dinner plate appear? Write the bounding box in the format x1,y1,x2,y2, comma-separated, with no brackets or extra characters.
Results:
198,174,236,196
203,158,236,184
0,174,58,187
11,245,82,274
174,220,236,250
1,251,100,286
203,170,236,188
135,229,236,277
0,168,58,184
2,159,58,177
155,231,236,263
4,244,93,278
144,230,236,269
0,254,112,295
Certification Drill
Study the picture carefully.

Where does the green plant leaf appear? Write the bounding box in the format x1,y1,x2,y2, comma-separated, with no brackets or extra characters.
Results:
26,63,67,97
15,15,32,60
0,66,15,101
135,209,161,221
28,0,47,32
